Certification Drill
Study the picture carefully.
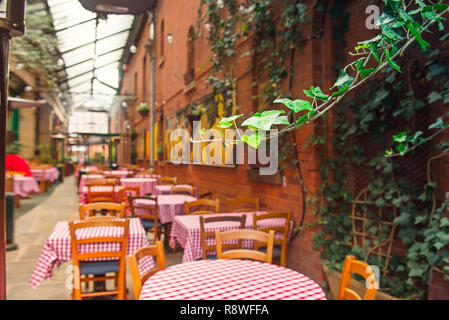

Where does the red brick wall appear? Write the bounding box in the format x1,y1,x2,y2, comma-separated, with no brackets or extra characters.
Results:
118,0,449,297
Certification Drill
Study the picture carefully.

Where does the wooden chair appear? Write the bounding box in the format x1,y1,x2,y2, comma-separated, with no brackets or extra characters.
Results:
158,176,177,185
227,197,260,212
86,179,117,203
215,229,275,263
69,218,129,300
118,186,140,203
79,202,126,220
129,196,162,242
170,185,195,196
253,211,292,266
184,199,219,215
200,215,246,260
127,241,166,300
337,255,378,300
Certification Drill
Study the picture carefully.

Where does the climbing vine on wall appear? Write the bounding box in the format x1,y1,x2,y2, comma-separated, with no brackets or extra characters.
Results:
310,41,449,298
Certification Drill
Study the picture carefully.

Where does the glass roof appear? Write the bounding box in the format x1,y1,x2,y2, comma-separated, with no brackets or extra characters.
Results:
46,0,135,134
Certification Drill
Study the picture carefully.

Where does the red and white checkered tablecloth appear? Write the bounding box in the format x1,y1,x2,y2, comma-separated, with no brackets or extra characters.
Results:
120,178,157,195
133,195,197,224
139,259,327,300
13,176,40,197
103,171,130,178
169,211,292,263
78,174,104,193
79,186,125,204
153,184,197,197
31,168,59,182
29,218,152,289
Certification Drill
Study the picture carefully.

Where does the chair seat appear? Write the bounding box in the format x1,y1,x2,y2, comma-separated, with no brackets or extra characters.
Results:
259,246,282,259
141,219,161,230
196,254,217,261
79,260,119,275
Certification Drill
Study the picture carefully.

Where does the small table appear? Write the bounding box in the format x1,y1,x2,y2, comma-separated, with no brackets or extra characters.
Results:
153,184,197,196
13,176,40,198
133,194,197,224
170,211,292,263
78,174,104,193
30,218,152,288
31,168,59,182
79,185,124,204
103,171,130,178
139,259,327,300
120,178,157,195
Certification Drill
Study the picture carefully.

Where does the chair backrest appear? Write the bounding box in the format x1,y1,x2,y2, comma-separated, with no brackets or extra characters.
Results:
86,179,118,203
129,196,159,221
170,185,194,196
253,211,292,266
227,197,260,212
185,199,219,215
127,241,166,300
337,255,378,300
200,215,246,260
69,218,129,299
119,186,141,203
87,178,118,187
79,202,126,220
158,176,177,185
215,229,275,263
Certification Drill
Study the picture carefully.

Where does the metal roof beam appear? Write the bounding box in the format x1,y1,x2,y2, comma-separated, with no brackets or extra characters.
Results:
59,58,122,85
58,46,125,71
60,28,131,55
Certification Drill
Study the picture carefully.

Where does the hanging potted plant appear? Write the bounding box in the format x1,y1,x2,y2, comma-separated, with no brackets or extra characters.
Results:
187,103,206,124
137,102,150,117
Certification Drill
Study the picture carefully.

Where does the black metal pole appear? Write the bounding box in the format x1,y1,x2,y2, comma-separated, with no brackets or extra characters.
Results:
0,29,11,301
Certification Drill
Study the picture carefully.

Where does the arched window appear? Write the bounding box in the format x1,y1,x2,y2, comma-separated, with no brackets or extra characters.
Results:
184,26,195,85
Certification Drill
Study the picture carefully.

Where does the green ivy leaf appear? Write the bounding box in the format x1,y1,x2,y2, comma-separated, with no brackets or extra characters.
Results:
274,98,313,113
272,115,290,125
332,70,354,91
396,144,409,155
304,86,329,102
381,24,403,41
242,132,264,149
359,68,376,78
385,48,402,73
241,110,285,131
407,22,430,51
393,132,407,143
377,12,396,26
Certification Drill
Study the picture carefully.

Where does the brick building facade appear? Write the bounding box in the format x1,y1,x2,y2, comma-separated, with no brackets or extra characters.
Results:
115,0,449,298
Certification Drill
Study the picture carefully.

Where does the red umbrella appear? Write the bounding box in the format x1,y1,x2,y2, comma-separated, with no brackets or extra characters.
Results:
5,154,32,177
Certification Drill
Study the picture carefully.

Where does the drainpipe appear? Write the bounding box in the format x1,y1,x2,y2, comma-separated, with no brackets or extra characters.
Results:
147,11,155,168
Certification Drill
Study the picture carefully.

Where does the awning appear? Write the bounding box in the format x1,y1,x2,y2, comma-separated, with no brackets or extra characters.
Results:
8,97,47,109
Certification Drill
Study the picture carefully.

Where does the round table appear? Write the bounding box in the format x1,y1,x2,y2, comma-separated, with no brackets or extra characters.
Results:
154,184,196,196
139,259,327,300
120,178,157,195
134,194,197,224
13,176,40,197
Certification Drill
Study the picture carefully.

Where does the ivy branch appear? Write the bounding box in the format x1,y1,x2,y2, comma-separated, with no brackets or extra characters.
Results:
192,0,449,150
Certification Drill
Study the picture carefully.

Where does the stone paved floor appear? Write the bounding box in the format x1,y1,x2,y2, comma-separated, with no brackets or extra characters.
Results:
6,175,183,300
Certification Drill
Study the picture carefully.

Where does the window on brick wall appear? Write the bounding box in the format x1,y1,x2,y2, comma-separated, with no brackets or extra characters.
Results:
143,55,147,100
184,26,195,85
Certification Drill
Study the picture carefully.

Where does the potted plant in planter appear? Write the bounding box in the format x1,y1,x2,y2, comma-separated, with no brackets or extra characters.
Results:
137,102,150,117
187,103,206,124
